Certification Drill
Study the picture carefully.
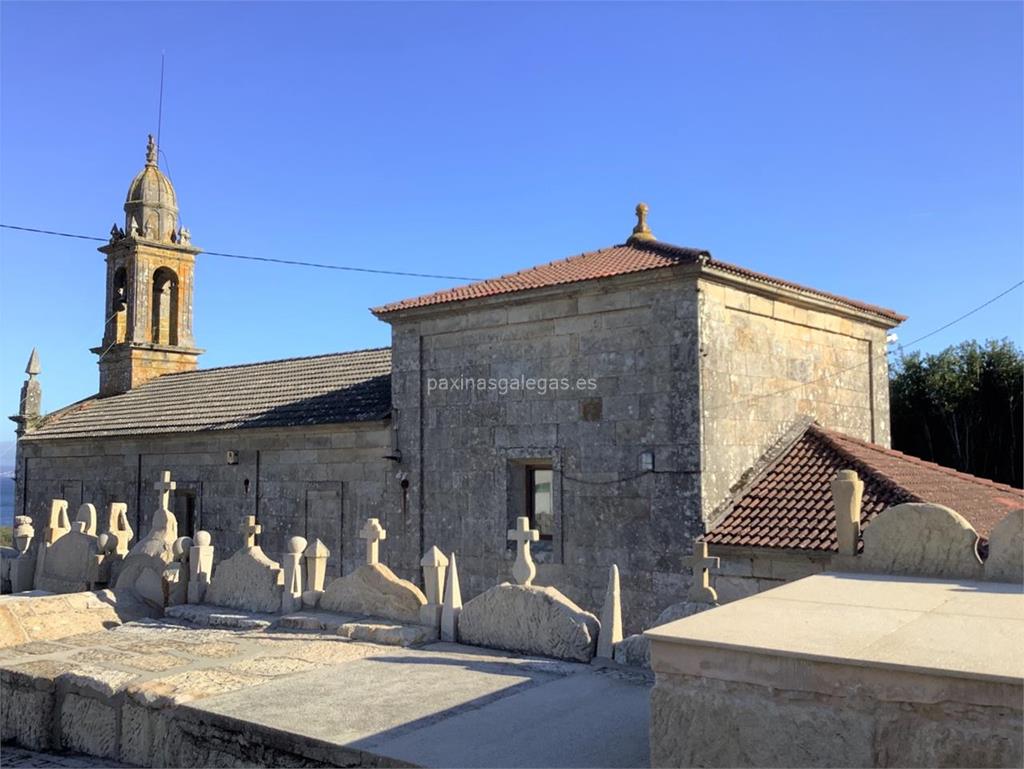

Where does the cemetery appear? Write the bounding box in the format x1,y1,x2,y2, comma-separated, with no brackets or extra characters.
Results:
0,469,1021,767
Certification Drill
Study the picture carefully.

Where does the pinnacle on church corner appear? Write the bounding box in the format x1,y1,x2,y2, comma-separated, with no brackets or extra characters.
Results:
26,347,40,377
628,202,656,243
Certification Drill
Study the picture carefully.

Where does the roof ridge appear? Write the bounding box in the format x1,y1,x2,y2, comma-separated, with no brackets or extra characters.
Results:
154,346,391,379
804,425,924,504
703,259,905,321
815,425,1024,498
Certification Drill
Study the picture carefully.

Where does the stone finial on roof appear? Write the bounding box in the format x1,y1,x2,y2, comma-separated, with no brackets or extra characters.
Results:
146,134,158,166
26,348,40,377
628,202,656,243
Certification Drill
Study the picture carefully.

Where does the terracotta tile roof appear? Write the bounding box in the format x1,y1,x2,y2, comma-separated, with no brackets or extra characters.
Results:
26,347,391,440
372,239,905,323
706,423,1024,552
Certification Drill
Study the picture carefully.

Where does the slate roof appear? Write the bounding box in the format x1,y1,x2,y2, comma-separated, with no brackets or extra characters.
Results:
27,347,392,440
372,239,906,323
705,423,1024,552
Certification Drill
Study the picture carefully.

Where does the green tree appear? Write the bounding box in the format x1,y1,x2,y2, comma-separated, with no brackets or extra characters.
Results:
890,339,1022,488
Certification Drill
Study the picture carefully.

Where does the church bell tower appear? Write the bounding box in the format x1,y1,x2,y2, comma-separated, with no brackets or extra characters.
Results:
93,135,202,396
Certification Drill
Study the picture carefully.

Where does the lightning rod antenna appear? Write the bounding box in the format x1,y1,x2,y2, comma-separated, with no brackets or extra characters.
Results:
156,51,166,154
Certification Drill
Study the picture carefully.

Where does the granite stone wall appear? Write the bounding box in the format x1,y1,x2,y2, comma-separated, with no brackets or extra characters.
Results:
386,270,706,633
14,422,393,579
698,278,893,521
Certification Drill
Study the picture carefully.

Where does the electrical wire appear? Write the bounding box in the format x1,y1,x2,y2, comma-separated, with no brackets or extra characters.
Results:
0,224,484,282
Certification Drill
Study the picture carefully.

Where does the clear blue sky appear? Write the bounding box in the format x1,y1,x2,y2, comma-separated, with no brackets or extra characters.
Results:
1,1,1022,458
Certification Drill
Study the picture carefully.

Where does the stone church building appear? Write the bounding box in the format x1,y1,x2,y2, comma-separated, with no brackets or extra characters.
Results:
17,137,1014,629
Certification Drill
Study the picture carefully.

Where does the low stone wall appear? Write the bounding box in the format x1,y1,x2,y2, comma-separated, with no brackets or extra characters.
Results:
647,574,1024,768
0,591,154,649
650,664,1022,768
711,549,830,603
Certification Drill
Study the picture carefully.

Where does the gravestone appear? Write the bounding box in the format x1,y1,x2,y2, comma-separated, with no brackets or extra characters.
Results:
985,509,1023,583
35,505,102,593
458,583,600,663
319,518,427,623
616,541,721,668
205,516,284,613
114,471,180,611
860,502,984,580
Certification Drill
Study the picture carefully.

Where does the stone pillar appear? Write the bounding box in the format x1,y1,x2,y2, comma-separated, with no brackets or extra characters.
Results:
441,552,463,643
282,536,307,614
10,516,37,593
597,564,623,659
420,546,449,630
187,530,215,604
164,536,192,606
302,538,330,608
831,469,864,557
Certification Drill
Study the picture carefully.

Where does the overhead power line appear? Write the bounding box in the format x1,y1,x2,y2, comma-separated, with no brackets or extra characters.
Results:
0,224,483,282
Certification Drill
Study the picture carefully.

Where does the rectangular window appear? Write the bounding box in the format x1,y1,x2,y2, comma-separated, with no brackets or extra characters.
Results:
526,465,554,541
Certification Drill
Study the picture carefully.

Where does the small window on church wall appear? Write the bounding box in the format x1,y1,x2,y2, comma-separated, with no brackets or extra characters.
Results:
151,267,179,345
526,465,554,541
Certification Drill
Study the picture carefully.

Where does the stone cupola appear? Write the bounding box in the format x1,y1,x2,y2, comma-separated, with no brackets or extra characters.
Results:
123,134,179,242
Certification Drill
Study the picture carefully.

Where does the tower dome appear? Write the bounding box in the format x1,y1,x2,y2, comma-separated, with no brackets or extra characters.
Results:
124,134,179,242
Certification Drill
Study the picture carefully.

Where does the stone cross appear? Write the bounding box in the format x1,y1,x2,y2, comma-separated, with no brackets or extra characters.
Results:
360,518,387,565
507,516,539,586
240,515,262,549
684,540,720,603
154,471,176,511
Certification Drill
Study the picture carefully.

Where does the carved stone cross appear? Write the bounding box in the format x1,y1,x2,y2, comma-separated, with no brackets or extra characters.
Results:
360,518,387,565
507,516,540,586
154,471,176,511
684,540,720,603
239,515,262,549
